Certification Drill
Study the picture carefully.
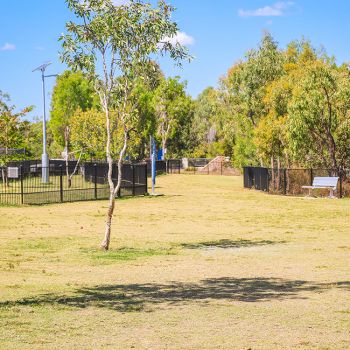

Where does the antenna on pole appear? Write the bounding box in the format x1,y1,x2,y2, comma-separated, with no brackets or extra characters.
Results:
32,61,54,183
32,61,52,73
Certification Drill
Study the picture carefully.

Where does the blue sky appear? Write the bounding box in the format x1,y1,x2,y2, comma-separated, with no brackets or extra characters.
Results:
1,0,350,120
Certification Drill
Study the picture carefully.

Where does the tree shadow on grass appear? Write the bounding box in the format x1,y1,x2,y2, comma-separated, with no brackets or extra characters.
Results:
181,239,287,250
1,278,348,312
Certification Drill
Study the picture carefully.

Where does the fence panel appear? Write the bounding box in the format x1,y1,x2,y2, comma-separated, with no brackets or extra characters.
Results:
0,162,148,205
244,166,349,198
244,167,269,192
167,159,181,174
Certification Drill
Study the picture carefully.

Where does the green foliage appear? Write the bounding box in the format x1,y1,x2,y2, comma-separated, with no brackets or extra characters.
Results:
50,70,99,148
0,91,33,165
70,109,108,160
60,0,192,162
190,87,234,158
153,76,194,158
217,32,285,166
199,33,350,171
288,61,350,170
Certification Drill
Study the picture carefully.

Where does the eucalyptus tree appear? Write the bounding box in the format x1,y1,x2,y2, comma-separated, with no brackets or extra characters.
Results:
220,32,284,167
288,62,350,172
60,0,191,250
154,76,192,159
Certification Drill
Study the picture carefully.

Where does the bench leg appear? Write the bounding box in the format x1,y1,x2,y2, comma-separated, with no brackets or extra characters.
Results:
329,188,336,199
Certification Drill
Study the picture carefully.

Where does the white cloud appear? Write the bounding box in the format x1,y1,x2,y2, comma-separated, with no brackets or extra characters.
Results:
163,32,195,46
238,1,294,17
1,43,16,51
112,0,129,5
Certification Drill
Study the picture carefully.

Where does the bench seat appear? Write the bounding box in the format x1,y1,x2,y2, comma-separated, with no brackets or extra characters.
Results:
302,177,339,198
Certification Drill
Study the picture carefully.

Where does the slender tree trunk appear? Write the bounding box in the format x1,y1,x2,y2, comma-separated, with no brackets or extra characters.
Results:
101,107,128,250
103,191,115,251
1,168,8,188
64,126,72,188
326,133,338,175
101,106,115,251
277,157,281,192
162,138,166,161
68,151,82,184
3,146,9,188
285,152,290,192
271,156,275,191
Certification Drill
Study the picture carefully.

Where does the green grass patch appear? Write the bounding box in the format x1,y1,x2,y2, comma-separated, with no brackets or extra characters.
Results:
81,247,177,265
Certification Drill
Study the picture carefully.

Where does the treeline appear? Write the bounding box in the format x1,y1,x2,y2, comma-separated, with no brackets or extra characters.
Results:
2,33,350,171
211,33,350,172
33,61,193,162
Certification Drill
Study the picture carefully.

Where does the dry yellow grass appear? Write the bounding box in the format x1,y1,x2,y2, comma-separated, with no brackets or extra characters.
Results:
0,174,349,349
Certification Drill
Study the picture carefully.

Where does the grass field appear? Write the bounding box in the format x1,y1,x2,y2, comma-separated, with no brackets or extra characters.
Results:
0,175,349,349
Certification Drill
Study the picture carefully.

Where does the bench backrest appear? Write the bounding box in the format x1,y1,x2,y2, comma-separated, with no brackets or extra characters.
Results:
313,177,339,188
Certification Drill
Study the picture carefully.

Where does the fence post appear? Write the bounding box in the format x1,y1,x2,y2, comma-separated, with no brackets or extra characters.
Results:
310,169,313,186
132,165,135,196
94,164,97,199
221,162,223,175
117,164,121,198
283,169,287,195
339,174,343,198
144,163,148,195
20,166,24,205
59,165,63,203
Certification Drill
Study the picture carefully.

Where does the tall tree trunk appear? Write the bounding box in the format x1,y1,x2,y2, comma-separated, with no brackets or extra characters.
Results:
103,191,115,251
270,156,275,191
277,156,281,192
162,138,166,161
326,133,338,175
101,106,115,251
64,126,72,188
101,117,128,251
285,152,290,192
1,167,8,188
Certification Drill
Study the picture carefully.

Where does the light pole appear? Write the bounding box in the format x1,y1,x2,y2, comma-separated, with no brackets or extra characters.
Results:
32,62,58,183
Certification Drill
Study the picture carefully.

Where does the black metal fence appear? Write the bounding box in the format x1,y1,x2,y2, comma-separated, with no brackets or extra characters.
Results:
243,167,269,192
244,166,350,198
0,162,147,205
187,158,213,167
145,159,181,176
183,161,240,176
167,159,181,174
144,159,237,176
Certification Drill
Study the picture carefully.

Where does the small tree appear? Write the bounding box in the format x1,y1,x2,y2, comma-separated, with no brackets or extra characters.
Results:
60,0,191,250
0,91,32,186
50,70,99,187
154,76,191,159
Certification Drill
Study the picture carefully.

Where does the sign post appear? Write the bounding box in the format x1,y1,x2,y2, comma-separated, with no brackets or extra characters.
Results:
151,136,156,195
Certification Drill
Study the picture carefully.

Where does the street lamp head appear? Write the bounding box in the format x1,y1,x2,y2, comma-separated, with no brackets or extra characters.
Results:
32,61,52,73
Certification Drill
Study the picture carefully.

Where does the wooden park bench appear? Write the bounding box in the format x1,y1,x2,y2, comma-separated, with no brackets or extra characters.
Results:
302,177,339,198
